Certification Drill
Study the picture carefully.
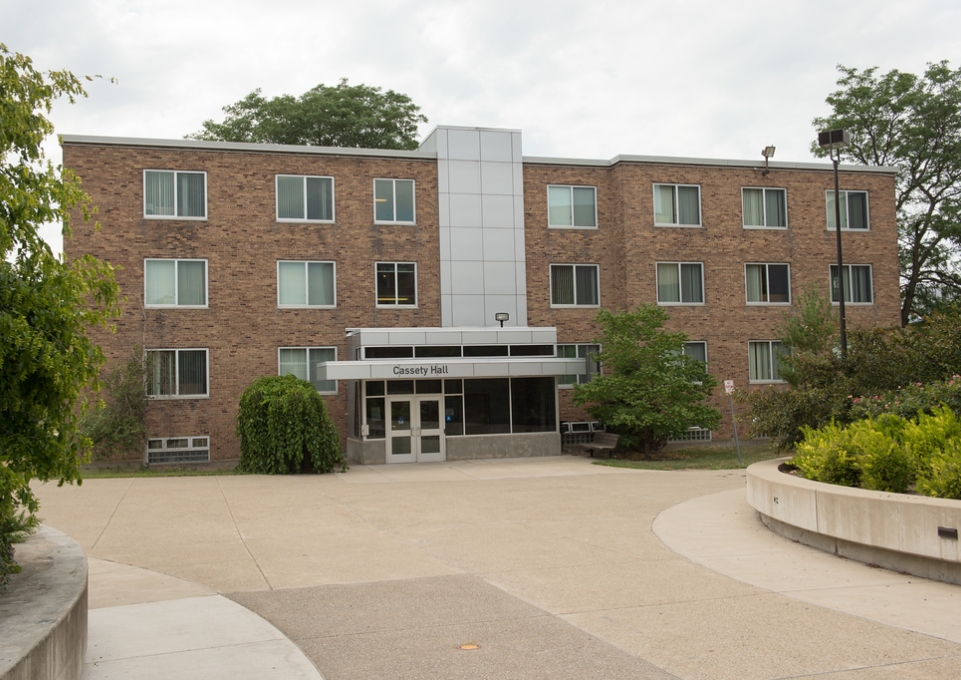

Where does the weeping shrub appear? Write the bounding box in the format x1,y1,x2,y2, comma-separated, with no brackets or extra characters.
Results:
236,375,344,474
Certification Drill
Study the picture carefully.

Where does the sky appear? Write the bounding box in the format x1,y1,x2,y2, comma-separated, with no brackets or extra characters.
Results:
4,0,960,254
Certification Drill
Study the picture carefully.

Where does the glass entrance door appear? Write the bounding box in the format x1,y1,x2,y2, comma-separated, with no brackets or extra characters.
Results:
387,397,445,463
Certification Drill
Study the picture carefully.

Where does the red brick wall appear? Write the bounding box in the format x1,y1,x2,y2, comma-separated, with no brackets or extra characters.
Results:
523,161,900,439
64,140,899,459
64,142,439,461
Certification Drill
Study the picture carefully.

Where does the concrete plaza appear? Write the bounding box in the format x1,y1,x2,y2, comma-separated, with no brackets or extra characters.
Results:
32,456,961,679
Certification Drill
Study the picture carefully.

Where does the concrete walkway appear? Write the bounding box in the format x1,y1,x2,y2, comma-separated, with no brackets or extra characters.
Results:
33,456,961,679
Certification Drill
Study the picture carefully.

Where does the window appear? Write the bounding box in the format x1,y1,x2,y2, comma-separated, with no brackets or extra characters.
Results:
749,341,787,382
144,259,207,307
548,185,597,228
376,262,417,306
550,264,599,306
144,170,206,218
830,265,873,304
745,264,790,304
374,179,415,223
276,175,334,222
147,436,209,464
510,377,557,433
464,378,511,435
279,347,337,393
277,261,335,307
146,349,208,397
557,344,600,387
654,184,700,226
826,190,869,230
683,342,707,364
656,262,704,304
743,188,787,228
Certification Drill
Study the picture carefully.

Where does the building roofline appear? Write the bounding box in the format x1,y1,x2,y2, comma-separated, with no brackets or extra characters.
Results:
522,154,899,174
59,133,898,174
59,134,437,161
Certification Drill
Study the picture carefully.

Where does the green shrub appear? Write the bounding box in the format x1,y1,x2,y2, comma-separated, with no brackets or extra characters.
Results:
849,376,961,422
793,407,961,498
793,422,862,487
236,375,344,474
80,350,147,460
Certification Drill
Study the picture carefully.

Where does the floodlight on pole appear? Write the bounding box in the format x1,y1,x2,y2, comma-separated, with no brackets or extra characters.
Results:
494,312,510,328
818,128,850,359
761,146,776,176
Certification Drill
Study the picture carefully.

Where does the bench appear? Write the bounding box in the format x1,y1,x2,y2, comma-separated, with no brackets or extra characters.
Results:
568,432,621,459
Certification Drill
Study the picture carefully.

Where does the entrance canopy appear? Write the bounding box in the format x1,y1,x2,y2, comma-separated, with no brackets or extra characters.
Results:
316,325,590,381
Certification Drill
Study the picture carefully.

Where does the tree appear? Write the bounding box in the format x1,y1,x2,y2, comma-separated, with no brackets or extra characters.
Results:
0,45,120,585
80,349,147,461
811,62,961,326
188,79,428,150
236,375,344,474
571,305,720,454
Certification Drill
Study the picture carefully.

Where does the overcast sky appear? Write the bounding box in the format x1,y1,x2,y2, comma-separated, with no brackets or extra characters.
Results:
5,0,959,254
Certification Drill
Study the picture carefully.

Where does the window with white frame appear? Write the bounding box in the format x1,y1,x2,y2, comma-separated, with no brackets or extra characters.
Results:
830,264,873,304
276,175,334,222
279,347,337,393
826,190,869,230
374,179,415,223
683,341,707,364
376,262,417,306
551,264,599,306
745,263,790,304
147,436,209,464
656,262,704,304
743,187,787,228
654,184,700,226
557,344,600,387
144,170,206,218
144,259,207,307
277,261,335,307
146,349,208,397
548,185,597,228
749,341,787,382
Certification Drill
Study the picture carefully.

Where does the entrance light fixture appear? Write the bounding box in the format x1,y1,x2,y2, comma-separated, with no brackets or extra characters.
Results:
494,312,509,328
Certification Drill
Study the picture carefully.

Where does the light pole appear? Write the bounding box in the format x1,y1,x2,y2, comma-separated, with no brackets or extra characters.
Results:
818,129,851,359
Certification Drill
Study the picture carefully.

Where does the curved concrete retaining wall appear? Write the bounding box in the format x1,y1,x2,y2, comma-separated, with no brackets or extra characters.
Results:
0,526,88,680
746,459,961,585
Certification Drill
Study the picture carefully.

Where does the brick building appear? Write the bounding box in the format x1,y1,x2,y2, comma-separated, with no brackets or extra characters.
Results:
62,126,899,465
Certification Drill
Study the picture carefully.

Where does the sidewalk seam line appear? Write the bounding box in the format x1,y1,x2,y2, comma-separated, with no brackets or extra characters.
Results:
217,477,273,590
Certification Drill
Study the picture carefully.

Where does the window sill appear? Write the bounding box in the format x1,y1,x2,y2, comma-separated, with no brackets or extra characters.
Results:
548,225,598,230
743,225,788,230
147,395,211,400
373,221,417,227
550,304,601,309
746,302,792,306
277,305,337,310
375,304,419,309
654,223,702,228
831,302,874,306
657,302,705,306
826,227,871,232
145,305,209,310
276,219,336,225
143,215,208,221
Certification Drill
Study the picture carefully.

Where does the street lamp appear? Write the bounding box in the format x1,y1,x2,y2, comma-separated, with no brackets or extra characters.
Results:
818,128,851,359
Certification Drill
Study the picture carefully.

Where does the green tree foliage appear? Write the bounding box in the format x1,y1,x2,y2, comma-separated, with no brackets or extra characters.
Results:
741,307,961,450
188,79,428,150
80,349,147,460
571,305,720,454
236,375,344,474
811,62,961,325
0,45,120,586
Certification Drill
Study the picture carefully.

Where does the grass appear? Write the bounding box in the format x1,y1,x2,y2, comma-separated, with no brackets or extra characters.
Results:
81,466,247,479
593,443,786,471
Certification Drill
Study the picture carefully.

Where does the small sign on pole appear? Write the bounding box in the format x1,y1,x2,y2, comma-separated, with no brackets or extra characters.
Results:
724,380,742,464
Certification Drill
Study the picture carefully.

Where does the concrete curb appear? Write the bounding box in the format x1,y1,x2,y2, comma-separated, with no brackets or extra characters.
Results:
0,526,88,680
747,458,961,585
